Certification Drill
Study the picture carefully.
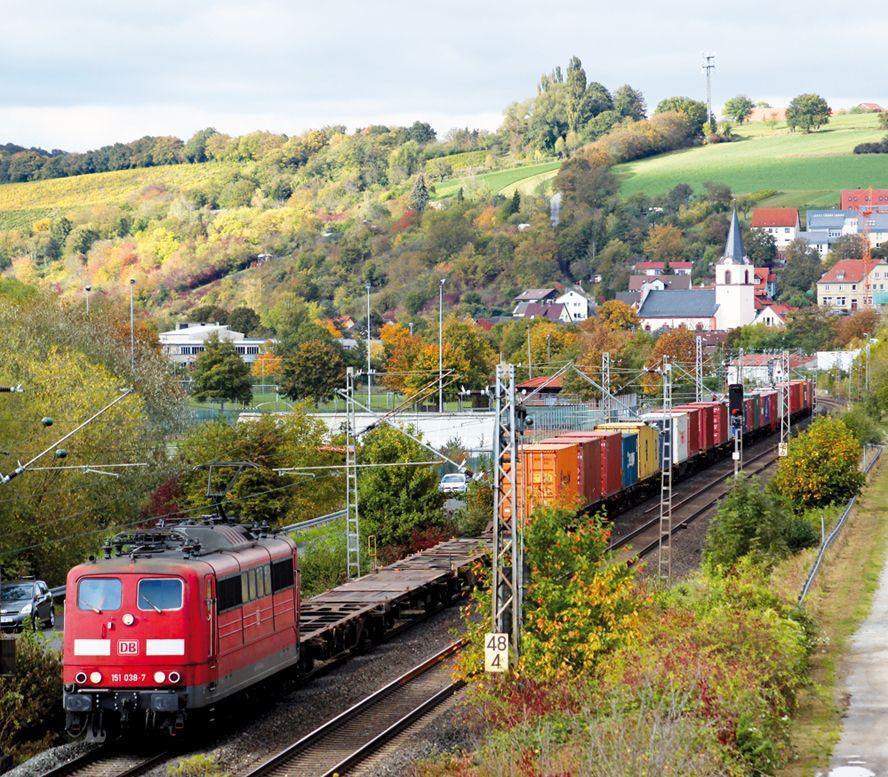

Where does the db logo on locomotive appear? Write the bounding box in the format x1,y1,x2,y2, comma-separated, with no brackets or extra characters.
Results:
117,640,139,655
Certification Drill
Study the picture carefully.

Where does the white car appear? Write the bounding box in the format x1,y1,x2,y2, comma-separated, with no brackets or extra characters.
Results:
438,473,469,494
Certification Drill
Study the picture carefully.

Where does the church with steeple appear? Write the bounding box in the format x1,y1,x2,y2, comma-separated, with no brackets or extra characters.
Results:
637,209,759,332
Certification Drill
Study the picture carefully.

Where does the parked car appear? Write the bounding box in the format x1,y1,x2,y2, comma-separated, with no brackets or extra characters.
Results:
1,579,55,631
438,472,470,494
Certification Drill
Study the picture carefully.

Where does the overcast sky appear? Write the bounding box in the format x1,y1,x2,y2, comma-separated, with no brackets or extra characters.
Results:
2,0,886,151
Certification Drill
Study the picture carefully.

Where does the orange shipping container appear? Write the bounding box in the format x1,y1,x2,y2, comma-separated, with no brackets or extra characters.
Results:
500,442,586,522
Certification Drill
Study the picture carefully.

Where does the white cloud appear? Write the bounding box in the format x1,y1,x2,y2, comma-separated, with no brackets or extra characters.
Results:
0,0,885,149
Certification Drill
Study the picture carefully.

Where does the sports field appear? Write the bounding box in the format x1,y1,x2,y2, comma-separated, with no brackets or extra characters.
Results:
616,112,888,208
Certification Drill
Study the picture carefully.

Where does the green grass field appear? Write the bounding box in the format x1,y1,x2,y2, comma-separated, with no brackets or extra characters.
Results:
616,113,888,209
432,160,560,199
0,162,237,229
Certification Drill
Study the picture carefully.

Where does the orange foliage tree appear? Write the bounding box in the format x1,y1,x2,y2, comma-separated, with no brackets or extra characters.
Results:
251,349,283,380
642,327,697,394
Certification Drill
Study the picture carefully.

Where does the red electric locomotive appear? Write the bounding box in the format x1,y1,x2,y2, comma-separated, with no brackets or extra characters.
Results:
62,521,300,740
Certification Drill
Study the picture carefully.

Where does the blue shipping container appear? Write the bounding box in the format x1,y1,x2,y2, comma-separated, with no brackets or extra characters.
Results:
621,432,639,487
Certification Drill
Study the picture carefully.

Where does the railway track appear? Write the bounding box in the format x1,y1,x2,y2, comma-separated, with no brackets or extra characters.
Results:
40,749,170,777
609,444,782,563
244,641,465,777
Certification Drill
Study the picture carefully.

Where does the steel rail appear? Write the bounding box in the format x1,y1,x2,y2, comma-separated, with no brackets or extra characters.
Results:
40,748,170,777
244,641,465,777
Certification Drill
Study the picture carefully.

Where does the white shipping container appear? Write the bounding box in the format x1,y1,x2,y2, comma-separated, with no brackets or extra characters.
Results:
640,412,690,465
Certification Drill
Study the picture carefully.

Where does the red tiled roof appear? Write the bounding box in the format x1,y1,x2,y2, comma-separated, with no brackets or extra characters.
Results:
732,353,812,368
842,190,888,210
818,259,868,284
517,374,565,390
751,207,798,228
634,261,693,269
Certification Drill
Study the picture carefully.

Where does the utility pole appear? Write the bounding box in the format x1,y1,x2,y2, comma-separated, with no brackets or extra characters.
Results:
701,52,716,130
345,368,361,579
780,350,791,457
438,278,446,413
85,285,92,316
365,282,372,412
490,363,523,660
129,278,136,373
526,325,533,380
695,335,703,403
601,351,611,422
738,347,744,389
546,333,551,364
658,356,673,579
865,337,871,394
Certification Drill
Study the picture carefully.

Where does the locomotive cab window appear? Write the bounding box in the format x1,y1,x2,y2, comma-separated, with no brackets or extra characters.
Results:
78,578,122,612
138,578,183,611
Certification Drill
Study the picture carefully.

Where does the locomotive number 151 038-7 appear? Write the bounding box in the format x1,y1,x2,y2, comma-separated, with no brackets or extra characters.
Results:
110,673,147,683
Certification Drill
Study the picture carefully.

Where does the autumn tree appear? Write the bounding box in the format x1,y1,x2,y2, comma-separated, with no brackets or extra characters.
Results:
772,416,864,509
520,506,641,681
177,412,343,525
508,320,580,372
191,334,253,407
836,309,880,346
280,339,346,404
595,299,639,331
251,349,282,380
380,322,423,394
643,224,685,262
642,327,697,394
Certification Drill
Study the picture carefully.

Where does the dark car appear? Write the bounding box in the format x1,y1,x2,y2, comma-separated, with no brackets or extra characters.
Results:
1,579,55,631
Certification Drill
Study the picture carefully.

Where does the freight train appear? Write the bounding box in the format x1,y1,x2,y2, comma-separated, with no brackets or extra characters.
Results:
504,380,814,521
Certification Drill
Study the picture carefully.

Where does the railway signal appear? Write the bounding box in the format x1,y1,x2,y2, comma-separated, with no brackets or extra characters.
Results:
728,383,744,477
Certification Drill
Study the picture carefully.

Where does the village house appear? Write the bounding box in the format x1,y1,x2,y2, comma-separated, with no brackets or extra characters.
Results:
816,258,888,312
750,207,799,251
633,261,694,277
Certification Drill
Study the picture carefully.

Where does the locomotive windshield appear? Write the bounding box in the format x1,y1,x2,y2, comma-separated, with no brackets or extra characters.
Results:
77,578,122,612
138,578,183,611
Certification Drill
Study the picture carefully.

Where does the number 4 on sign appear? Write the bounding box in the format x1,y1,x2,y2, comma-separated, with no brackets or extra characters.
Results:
484,632,509,673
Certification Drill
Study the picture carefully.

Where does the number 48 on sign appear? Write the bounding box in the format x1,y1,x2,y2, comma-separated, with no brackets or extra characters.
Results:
484,632,509,673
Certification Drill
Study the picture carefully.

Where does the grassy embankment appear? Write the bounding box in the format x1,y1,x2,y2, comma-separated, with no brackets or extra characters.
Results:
617,112,888,209
773,453,888,774
432,160,560,200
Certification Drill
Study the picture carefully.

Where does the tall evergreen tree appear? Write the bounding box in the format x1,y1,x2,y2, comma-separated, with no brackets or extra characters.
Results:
410,174,429,212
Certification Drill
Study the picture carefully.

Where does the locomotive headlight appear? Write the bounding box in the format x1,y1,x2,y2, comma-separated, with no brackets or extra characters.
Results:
154,671,166,684
168,671,181,684
74,671,87,684
122,613,135,626
89,671,102,684
20,603,32,615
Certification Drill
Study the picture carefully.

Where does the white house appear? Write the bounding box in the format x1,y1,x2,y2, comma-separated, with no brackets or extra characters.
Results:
159,323,270,367
751,300,793,328
750,208,799,250
555,285,595,321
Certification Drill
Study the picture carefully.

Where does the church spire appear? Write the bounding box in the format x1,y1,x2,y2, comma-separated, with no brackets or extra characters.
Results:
722,208,748,264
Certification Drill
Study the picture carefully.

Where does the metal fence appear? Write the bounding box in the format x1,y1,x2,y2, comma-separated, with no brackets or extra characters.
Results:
798,444,884,605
